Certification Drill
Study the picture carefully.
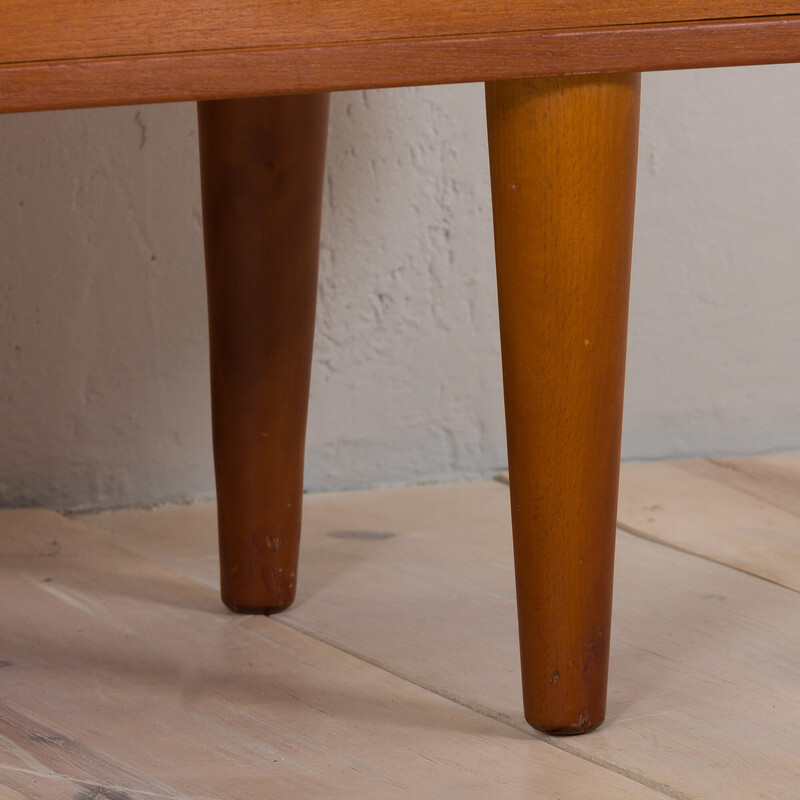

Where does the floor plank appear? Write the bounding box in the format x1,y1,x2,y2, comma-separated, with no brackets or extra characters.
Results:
80,477,800,800
0,509,668,800
0,786,34,800
676,453,800,519
618,456,800,591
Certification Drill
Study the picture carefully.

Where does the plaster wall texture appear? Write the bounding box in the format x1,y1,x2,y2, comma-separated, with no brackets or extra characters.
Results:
1,66,799,510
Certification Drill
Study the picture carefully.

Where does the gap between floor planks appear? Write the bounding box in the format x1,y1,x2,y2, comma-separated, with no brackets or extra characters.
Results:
616,454,800,593
77,456,800,800
1,508,672,800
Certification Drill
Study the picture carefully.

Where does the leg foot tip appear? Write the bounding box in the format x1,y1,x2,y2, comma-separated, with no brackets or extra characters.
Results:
526,713,605,736
223,599,294,616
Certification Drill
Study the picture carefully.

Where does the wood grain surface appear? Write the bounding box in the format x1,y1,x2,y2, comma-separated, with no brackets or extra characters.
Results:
3,14,800,113
199,94,329,613
486,74,639,733
78,465,800,799
618,454,800,591
0,508,671,800
6,1,799,65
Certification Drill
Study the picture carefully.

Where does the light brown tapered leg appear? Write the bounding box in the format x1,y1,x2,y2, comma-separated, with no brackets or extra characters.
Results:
486,74,640,734
198,94,329,613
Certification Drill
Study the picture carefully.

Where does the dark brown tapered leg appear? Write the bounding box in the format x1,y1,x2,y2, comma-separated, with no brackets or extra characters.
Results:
486,75,640,733
198,94,329,613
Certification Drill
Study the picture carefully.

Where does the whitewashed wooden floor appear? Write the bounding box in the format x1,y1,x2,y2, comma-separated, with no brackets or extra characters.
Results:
1,455,799,799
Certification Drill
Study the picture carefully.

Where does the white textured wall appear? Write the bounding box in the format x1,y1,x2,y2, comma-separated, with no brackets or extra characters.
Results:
2,66,800,509
626,66,800,459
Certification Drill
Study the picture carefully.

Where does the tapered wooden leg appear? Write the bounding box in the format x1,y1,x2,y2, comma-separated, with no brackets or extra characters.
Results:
198,94,329,613
486,75,640,734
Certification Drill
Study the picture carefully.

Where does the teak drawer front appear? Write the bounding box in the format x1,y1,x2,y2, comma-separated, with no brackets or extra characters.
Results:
4,0,800,65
